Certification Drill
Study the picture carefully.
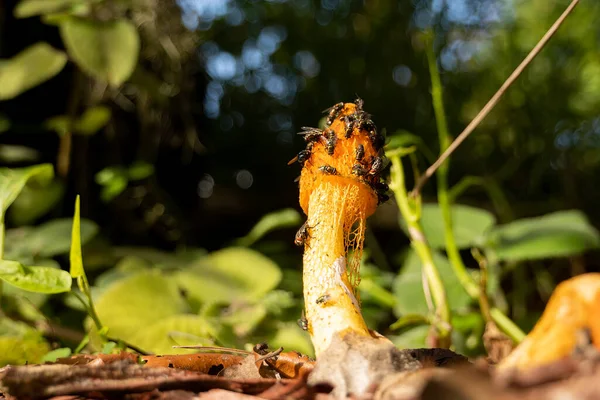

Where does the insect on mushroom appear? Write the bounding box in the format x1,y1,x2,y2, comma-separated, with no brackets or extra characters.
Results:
297,311,308,331
319,165,338,175
325,129,337,155
325,102,344,125
355,144,365,161
368,156,383,176
343,115,355,138
298,127,323,143
294,221,310,246
352,164,367,177
287,148,312,166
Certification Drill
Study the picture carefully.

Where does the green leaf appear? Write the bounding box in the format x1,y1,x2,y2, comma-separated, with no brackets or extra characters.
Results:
93,270,189,342
0,319,50,366
126,162,154,181
401,204,496,249
9,180,64,226
174,247,282,305
70,196,84,278
392,249,471,317
44,115,71,136
95,167,128,202
74,106,111,135
14,0,88,18
129,314,216,355
0,145,40,163
41,347,72,363
385,130,436,162
27,218,99,258
0,43,67,100
0,164,54,216
235,208,302,247
60,17,140,86
221,303,268,337
389,325,429,350
0,260,72,293
486,210,600,261
268,322,314,358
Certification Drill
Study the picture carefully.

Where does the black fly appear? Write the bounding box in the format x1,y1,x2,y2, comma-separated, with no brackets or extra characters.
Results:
343,115,355,138
355,144,365,161
298,127,323,143
319,165,338,175
294,221,309,246
352,164,367,177
325,102,344,125
368,156,383,176
325,129,337,155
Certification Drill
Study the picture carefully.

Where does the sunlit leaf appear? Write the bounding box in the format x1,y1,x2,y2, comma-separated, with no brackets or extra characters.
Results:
14,0,88,18
268,322,314,358
70,195,84,278
221,303,268,337
174,247,282,305
235,208,302,247
486,210,600,261
9,180,64,226
0,260,72,294
392,249,471,317
0,164,53,216
0,43,67,100
41,347,72,363
60,17,140,86
28,218,99,258
0,319,50,366
400,204,496,249
93,270,188,342
44,115,71,136
127,162,154,180
129,314,216,355
0,145,40,163
74,106,111,135
389,325,429,349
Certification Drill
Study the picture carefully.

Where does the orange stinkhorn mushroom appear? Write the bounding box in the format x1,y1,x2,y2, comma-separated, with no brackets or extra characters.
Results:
498,273,600,371
291,99,389,356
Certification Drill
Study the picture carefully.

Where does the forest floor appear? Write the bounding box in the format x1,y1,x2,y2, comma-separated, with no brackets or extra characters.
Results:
1,339,600,400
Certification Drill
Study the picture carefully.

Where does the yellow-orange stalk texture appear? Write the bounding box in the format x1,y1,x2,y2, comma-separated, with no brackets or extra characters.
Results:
295,101,388,356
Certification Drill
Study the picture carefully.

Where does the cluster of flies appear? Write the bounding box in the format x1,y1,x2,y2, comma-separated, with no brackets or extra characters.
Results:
290,98,389,250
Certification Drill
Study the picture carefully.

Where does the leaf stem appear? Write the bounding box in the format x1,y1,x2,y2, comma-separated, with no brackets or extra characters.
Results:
389,153,451,346
425,33,480,299
423,34,526,344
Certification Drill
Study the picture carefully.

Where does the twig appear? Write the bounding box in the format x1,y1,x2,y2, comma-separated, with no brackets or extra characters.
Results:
412,0,580,196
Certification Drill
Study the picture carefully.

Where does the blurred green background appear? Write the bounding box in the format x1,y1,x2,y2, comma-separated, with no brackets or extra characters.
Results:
0,0,599,365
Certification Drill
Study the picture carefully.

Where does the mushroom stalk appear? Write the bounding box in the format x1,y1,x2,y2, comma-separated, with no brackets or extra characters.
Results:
303,181,373,355
294,101,389,357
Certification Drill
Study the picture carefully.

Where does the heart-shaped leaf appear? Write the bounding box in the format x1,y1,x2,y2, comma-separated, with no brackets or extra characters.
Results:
400,204,496,249
174,247,282,305
393,249,471,317
14,0,88,18
0,260,72,294
0,164,54,217
60,17,139,86
92,270,189,342
0,43,67,100
486,210,600,261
